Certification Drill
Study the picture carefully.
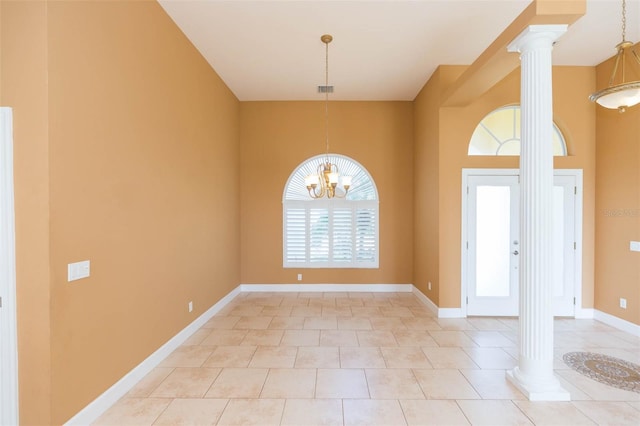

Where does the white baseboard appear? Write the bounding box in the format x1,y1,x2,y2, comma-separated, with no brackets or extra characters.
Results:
594,309,640,337
411,286,465,318
411,287,438,316
574,308,594,319
64,286,242,426
240,283,413,293
437,308,466,318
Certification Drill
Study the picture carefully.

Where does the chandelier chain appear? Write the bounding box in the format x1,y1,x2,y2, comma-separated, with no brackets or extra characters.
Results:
622,0,626,42
305,34,351,199
324,38,330,162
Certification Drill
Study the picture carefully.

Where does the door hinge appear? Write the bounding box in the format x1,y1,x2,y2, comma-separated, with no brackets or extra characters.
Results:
467,186,469,194
574,186,577,195
466,297,469,304
0,296,2,308
574,242,576,250
466,241,469,249
573,297,576,305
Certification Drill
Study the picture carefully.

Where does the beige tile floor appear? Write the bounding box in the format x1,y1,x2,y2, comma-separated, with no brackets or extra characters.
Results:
94,292,640,425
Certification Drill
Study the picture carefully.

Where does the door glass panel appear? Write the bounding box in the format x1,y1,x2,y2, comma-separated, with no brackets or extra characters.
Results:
552,185,565,297
475,186,511,297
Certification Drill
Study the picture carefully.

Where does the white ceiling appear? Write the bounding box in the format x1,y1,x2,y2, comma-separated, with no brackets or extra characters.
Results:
158,0,640,101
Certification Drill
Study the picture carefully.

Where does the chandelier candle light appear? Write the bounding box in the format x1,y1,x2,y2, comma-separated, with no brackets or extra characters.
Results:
305,34,352,199
589,0,640,112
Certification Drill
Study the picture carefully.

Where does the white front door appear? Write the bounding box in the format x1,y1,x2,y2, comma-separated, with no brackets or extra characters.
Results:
466,175,520,316
464,170,579,317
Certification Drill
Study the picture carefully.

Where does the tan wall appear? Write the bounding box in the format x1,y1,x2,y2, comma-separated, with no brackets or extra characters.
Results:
240,101,413,285
414,65,596,310
2,0,241,423
594,45,640,325
1,1,53,424
413,68,443,303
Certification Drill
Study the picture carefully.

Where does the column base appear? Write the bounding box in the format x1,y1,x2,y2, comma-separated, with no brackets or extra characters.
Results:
506,368,570,401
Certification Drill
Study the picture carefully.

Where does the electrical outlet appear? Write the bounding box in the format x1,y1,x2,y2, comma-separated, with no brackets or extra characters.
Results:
188,301,193,312
620,298,627,309
428,281,432,291
68,260,90,282
630,241,640,252
297,274,302,281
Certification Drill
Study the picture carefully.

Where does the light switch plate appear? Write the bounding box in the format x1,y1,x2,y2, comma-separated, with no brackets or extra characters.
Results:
68,260,90,282
630,241,640,252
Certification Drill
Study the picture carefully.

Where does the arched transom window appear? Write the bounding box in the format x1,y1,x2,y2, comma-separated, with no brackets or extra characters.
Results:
283,154,379,268
468,105,567,156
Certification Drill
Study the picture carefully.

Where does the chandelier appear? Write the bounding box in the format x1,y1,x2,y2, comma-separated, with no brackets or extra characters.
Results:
589,0,640,113
305,34,352,199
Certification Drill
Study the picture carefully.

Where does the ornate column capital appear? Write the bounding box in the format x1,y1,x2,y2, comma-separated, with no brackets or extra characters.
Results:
507,24,568,54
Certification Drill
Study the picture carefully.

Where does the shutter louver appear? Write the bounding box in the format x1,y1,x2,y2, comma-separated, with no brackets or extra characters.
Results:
332,208,353,262
284,207,307,264
309,208,329,263
356,207,376,263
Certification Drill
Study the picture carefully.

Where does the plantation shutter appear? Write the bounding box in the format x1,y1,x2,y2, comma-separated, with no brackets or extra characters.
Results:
356,206,376,263
332,207,353,263
309,208,330,263
284,207,307,264
283,154,379,268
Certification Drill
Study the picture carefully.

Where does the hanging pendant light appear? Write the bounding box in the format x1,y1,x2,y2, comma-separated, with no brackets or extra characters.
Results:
305,34,352,199
589,0,640,113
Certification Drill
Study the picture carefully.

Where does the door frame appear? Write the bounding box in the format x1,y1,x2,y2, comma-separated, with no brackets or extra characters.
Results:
0,107,19,425
461,168,583,317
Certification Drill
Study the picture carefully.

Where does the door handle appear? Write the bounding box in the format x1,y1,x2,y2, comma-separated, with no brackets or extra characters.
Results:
512,250,519,255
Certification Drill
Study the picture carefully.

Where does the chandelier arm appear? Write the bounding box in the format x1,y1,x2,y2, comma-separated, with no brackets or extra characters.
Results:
311,181,324,199
609,48,624,87
622,46,626,83
322,163,329,198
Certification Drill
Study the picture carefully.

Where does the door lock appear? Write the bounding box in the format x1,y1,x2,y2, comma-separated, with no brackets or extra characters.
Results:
512,250,519,255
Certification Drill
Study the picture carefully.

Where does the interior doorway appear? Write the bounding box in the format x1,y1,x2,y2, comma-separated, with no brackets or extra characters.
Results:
0,107,19,425
461,169,583,317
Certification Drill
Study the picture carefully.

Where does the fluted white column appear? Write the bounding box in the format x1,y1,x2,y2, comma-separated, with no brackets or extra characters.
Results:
506,25,570,401
0,108,19,424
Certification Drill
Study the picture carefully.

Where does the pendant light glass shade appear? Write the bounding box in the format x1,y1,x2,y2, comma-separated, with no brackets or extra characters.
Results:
589,0,640,113
590,81,640,112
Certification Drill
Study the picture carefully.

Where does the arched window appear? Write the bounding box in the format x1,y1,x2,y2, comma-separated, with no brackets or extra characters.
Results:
283,154,379,268
468,105,567,156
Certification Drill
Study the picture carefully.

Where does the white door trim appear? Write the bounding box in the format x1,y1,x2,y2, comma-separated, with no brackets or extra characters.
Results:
461,168,583,317
0,107,19,425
